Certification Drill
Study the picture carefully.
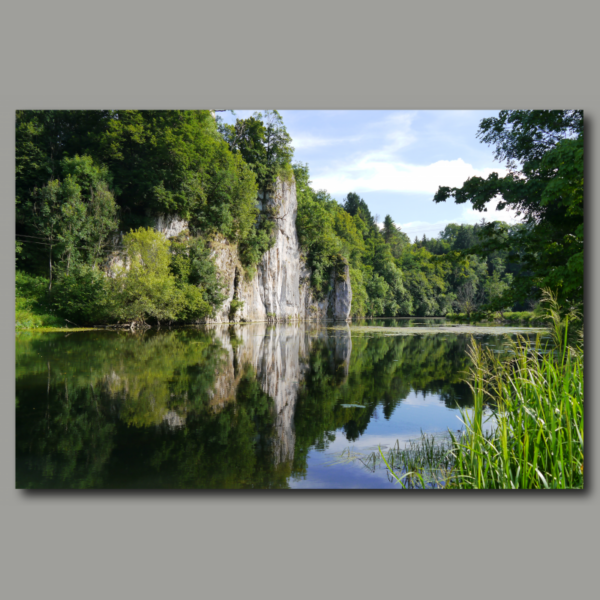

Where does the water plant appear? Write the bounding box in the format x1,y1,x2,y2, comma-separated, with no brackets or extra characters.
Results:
381,290,584,489
379,435,455,488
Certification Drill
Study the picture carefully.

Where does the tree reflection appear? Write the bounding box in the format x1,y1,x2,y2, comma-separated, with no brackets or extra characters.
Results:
291,332,475,477
16,326,477,489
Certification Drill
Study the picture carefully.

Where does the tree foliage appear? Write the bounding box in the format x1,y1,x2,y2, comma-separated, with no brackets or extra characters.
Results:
108,228,213,326
16,109,580,325
15,110,271,324
21,154,119,289
219,110,294,195
433,110,583,307
295,165,413,316
16,110,264,269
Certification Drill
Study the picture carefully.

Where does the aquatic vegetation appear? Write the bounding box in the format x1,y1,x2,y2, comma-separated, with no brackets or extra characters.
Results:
447,336,583,489
379,435,456,488
381,292,584,489
324,435,457,488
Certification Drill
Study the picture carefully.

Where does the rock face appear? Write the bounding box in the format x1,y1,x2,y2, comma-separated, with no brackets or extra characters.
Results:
205,178,352,323
332,263,352,322
109,177,353,322
156,214,189,238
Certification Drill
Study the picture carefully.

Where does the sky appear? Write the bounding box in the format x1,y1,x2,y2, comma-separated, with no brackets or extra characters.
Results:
219,110,520,240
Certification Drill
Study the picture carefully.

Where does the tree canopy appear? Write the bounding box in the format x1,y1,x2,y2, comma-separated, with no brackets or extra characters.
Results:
15,109,582,327
433,110,583,307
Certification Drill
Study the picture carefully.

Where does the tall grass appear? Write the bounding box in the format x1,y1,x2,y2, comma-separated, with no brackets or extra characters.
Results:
382,290,584,489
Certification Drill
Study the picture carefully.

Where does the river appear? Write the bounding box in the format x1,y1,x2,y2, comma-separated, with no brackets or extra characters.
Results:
15,320,546,489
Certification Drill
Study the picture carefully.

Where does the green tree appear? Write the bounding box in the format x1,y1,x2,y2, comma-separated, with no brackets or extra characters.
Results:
17,156,118,278
219,110,295,276
60,155,119,268
295,166,416,316
484,270,514,314
19,153,119,287
396,244,454,316
16,110,260,242
294,164,348,297
16,109,275,283
170,233,226,315
109,228,183,326
434,110,583,306
382,215,410,259
24,177,87,290
52,264,111,324
221,110,294,196
343,192,376,229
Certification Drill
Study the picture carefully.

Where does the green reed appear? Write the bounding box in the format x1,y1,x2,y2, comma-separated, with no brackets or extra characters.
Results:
382,290,584,489
379,435,455,489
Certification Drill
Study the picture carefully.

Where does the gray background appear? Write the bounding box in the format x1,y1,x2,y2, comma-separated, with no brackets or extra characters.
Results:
1,1,597,599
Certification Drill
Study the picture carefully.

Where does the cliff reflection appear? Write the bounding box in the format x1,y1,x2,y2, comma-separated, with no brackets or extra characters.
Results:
16,326,475,489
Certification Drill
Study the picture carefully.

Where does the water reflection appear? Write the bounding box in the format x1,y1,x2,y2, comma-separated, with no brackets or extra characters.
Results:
16,324,496,489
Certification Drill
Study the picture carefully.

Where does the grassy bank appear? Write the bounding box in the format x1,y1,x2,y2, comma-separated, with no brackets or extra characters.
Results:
381,293,584,489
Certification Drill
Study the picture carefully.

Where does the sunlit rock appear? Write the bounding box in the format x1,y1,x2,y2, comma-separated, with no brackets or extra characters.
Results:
156,214,189,238
203,177,353,323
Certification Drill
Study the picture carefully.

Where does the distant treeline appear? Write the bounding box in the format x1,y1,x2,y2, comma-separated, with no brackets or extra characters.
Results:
297,167,524,317
296,110,583,318
15,109,583,326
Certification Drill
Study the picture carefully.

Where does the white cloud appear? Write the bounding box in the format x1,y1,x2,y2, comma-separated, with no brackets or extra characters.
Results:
303,111,507,196
460,196,521,225
311,157,508,195
290,112,415,153
398,197,522,240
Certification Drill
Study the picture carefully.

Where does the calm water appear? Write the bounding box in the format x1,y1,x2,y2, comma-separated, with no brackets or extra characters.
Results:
15,321,540,489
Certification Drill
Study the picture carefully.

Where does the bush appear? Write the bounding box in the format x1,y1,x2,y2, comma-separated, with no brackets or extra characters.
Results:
52,264,111,325
175,284,212,322
170,233,226,317
108,228,181,325
229,299,244,320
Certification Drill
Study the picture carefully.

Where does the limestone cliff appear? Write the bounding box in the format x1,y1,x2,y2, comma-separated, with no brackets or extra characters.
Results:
134,176,352,323
204,178,352,323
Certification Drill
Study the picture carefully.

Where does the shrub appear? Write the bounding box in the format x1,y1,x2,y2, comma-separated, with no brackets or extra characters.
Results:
15,271,64,329
52,264,111,324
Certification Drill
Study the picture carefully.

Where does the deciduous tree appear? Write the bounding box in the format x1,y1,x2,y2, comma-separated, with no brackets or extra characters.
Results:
434,110,583,307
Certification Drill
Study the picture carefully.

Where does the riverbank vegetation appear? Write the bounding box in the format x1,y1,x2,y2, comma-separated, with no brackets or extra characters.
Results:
16,110,582,328
380,292,584,489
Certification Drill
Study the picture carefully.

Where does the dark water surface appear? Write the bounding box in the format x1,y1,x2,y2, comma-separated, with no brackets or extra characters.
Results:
15,321,541,489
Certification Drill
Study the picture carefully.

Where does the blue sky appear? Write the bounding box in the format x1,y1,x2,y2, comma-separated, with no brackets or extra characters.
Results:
220,110,519,240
